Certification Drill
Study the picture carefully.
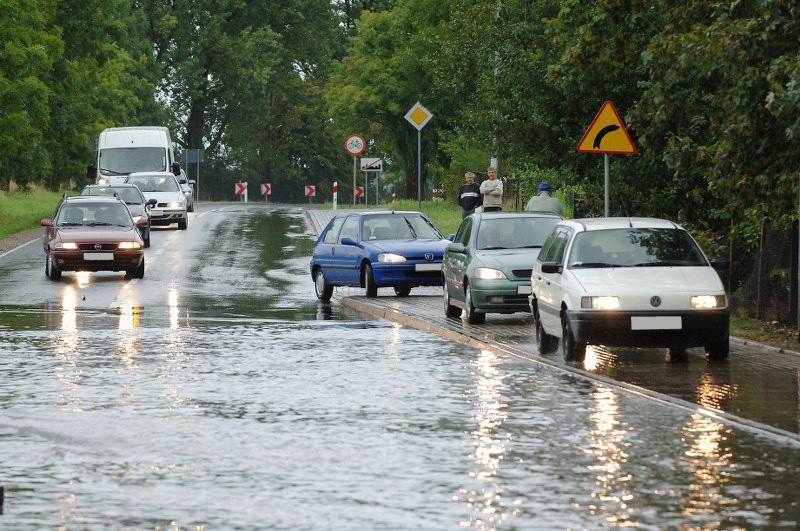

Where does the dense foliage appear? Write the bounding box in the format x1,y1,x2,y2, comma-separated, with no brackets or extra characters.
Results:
1,0,799,247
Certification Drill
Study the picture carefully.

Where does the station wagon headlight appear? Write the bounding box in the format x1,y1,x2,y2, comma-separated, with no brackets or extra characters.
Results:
118,242,142,250
581,296,620,310
378,253,406,263
168,201,184,209
691,295,726,309
55,242,78,250
474,267,507,280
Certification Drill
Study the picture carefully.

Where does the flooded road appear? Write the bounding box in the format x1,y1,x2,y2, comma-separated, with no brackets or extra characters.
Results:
0,205,798,528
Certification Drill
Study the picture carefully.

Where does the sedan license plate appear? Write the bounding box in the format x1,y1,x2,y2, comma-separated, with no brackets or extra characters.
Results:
83,252,114,261
517,285,532,295
415,263,442,272
631,316,681,330
150,209,163,216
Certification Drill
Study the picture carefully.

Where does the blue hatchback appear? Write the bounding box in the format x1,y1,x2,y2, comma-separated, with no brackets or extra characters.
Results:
310,211,451,300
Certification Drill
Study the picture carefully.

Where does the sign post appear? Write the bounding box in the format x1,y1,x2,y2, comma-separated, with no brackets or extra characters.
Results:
577,101,636,217
333,181,338,211
345,134,366,206
261,183,271,203
405,102,433,210
360,158,382,206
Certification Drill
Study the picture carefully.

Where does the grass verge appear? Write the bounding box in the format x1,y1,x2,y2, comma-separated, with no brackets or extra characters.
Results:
0,190,64,241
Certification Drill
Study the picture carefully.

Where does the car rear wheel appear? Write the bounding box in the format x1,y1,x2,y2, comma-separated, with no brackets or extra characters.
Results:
394,287,411,297
45,254,61,281
705,336,729,361
561,312,586,362
443,281,460,318
666,348,689,363
314,269,333,301
363,263,378,298
464,283,485,324
534,306,557,354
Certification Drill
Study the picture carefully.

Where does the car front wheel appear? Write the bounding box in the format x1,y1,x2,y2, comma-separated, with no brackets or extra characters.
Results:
363,263,378,298
314,269,333,301
177,216,188,230
464,283,485,324
561,311,586,362
534,306,557,355
705,336,729,361
45,254,61,281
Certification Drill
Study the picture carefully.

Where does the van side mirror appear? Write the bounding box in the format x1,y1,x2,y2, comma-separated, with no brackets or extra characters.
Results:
171,162,181,176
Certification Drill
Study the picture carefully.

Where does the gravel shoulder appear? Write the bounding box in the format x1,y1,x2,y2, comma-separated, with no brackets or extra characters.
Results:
0,227,42,254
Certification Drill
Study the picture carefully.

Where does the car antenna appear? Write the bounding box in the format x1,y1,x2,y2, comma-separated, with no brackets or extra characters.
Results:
619,196,633,227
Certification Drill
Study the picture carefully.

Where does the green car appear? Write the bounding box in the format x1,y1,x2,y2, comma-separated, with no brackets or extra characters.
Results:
442,211,562,324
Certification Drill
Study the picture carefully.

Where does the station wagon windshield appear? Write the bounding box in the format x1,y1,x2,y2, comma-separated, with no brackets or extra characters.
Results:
568,228,708,268
362,214,443,241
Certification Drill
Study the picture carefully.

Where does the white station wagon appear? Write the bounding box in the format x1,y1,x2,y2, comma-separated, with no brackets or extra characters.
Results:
529,218,729,362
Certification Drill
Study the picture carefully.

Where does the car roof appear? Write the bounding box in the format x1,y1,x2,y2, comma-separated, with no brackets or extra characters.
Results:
338,210,426,217
62,195,126,206
83,183,140,189
473,211,563,220
559,217,683,232
127,171,177,179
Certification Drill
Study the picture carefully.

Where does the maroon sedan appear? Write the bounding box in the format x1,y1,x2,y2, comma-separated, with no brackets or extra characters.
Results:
41,195,147,280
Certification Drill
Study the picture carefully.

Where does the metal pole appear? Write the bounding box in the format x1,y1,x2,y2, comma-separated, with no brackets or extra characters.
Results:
353,156,357,206
365,170,369,206
195,157,200,202
797,171,799,338
604,153,610,217
417,130,422,210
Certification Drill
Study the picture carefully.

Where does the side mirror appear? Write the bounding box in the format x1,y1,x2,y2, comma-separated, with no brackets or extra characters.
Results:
447,242,466,254
171,162,181,176
541,262,563,274
448,234,455,241
41,219,53,227
135,218,148,227
341,237,357,246
189,180,196,186
147,198,157,206
710,259,729,271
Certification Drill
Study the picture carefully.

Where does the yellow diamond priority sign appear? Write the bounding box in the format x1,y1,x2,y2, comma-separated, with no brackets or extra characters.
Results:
405,102,433,131
577,101,636,155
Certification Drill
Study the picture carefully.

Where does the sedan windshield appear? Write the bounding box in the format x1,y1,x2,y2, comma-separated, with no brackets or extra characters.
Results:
568,228,708,268
82,187,143,204
476,216,560,250
57,205,133,227
362,214,443,241
126,176,179,193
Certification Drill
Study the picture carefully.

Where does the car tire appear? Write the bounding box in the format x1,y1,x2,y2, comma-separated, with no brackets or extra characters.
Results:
143,228,151,248
443,281,461,318
177,216,188,230
394,287,411,297
464,283,485,324
45,254,61,281
364,263,378,298
561,311,586,362
666,348,689,363
705,336,729,361
314,268,333,301
534,305,557,355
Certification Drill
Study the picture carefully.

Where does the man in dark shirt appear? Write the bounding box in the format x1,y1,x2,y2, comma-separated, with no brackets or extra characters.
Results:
458,172,482,218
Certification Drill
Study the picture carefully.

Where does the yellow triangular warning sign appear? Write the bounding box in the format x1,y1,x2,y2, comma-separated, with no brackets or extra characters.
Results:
577,101,636,155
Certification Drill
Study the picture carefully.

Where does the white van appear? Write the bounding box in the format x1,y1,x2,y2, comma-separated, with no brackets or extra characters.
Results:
87,126,182,185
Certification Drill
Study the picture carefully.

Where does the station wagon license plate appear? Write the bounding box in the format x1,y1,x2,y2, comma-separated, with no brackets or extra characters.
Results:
150,209,163,216
415,263,442,272
517,285,532,295
631,316,681,330
83,252,114,261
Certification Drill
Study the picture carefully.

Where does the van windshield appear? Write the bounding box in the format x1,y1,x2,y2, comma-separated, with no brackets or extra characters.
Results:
99,147,167,175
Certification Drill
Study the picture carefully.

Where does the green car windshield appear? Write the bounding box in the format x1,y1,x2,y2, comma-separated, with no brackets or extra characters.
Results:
476,217,560,250
568,228,708,268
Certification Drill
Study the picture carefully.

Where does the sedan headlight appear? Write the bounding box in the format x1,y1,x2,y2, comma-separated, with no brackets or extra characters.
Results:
581,296,620,310
378,253,406,263
168,201,184,209
691,295,726,309
55,242,78,250
118,242,142,250
474,267,507,280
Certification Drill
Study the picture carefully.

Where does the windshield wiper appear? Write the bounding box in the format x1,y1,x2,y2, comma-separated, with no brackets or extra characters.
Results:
403,218,418,239
572,262,618,268
88,221,113,226
481,246,506,250
99,168,126,175
630,261,683,267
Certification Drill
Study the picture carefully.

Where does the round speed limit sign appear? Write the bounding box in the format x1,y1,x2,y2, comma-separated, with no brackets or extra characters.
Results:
344,134,366,156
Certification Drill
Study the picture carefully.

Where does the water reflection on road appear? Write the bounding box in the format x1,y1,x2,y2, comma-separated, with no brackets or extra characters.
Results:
0,206,797,528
